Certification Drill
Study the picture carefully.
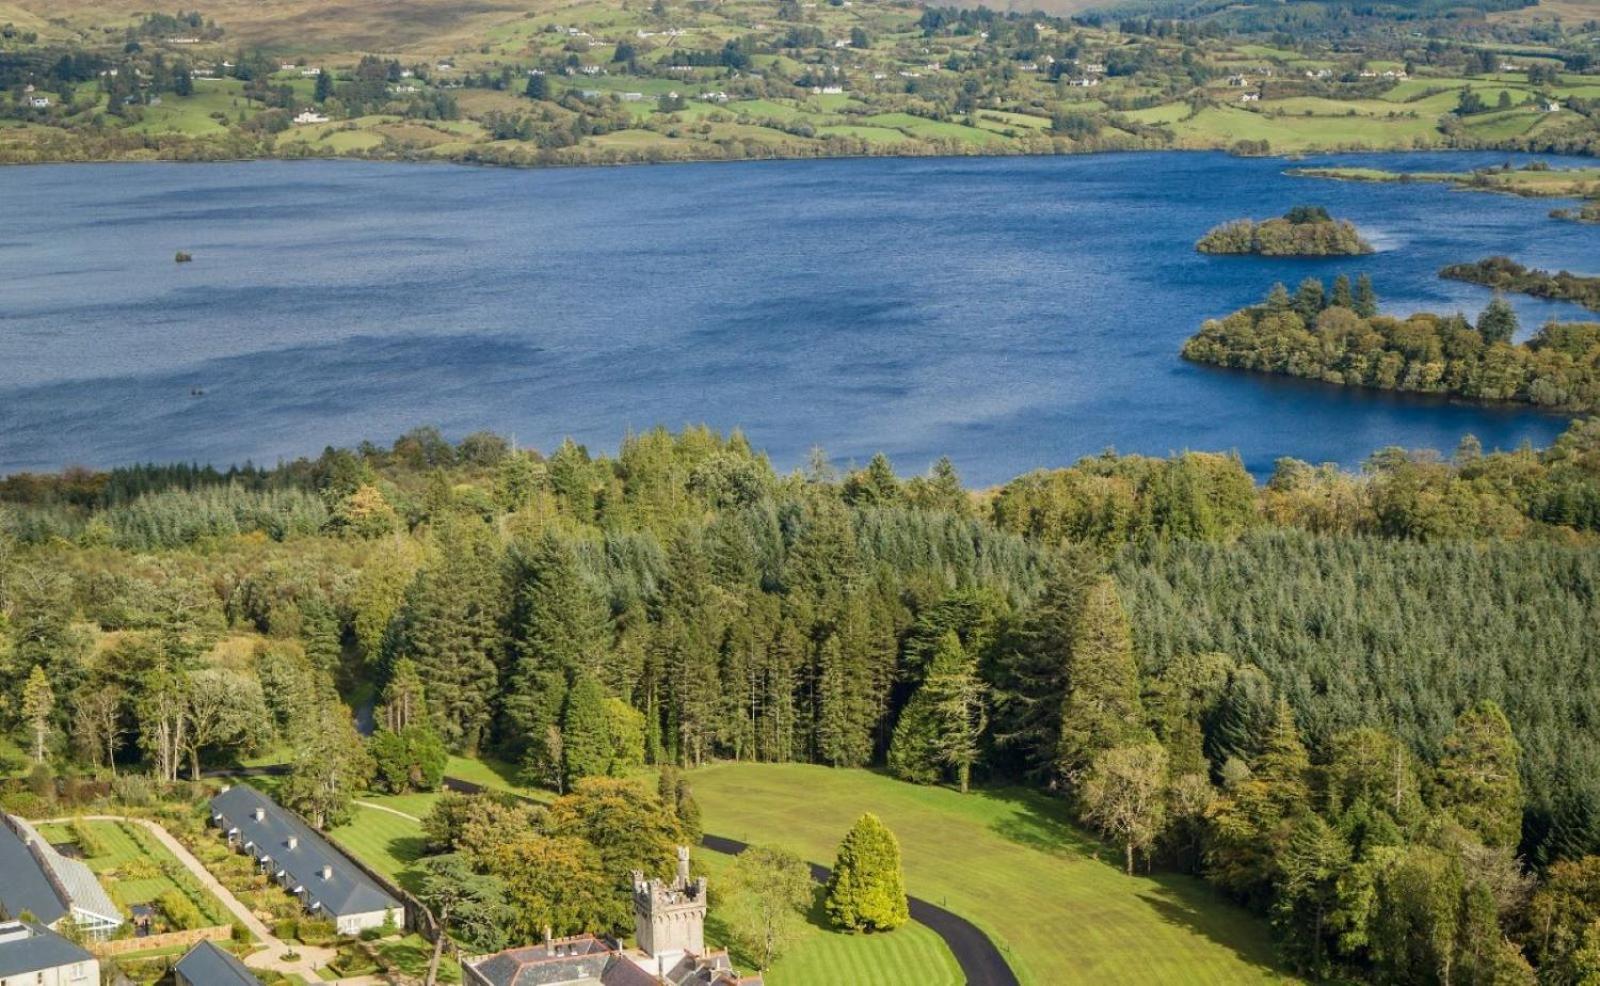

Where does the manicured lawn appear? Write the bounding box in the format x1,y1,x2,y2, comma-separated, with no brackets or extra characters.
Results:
329,795,439,892
697,851,960,986
690,763,1295,986
38,819,229,926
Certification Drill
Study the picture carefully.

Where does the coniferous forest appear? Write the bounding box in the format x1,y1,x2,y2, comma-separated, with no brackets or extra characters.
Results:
5,421,1600,982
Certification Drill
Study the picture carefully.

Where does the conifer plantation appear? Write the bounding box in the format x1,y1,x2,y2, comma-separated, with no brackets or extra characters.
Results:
5,420,1600,981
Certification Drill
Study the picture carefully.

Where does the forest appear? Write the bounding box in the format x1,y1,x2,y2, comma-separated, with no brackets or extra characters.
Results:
1182,276,1600,411
1441,256,1600,313
4,420,1600,982
1194,205,1373,257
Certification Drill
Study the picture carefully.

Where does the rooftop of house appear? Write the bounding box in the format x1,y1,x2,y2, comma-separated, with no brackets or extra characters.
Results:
210,786,399,920
0,815,121,930
174,939,261,986
0,922,94,979
467,937,753,986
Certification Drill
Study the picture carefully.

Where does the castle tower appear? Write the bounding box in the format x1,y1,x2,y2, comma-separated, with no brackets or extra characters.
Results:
631,845,707,962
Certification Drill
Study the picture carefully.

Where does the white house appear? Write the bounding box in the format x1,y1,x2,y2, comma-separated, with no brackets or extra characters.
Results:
212,786,402,935
293,110,329,124
0,922,97,986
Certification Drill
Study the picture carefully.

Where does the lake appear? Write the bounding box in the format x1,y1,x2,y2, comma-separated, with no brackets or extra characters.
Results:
0,151,1593,485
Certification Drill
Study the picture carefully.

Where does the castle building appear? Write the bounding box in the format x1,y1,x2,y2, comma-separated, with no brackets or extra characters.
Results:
461,847,759,986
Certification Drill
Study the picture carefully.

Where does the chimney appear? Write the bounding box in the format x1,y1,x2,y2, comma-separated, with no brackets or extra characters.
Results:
542,926,552,946
287,837,298,850
676,845,691,886
253,807,265,822
321,865,332,880
220,784,231,793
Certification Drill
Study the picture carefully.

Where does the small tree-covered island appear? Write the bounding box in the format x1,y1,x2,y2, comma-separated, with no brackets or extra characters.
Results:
1194,206,1373,257
1441,256,1600,312
1182,275,1600,411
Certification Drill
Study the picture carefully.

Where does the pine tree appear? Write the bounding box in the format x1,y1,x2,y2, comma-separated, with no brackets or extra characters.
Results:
888,632,985,791
824,813,909,932
1264,282,1293,315
391,517,503,751
1057,577,1144,786
313,68,333,103
21,665,54,764
1294,278,1325,320
381,657,428,733
1330,273,1353,310
1477,294,1520,345
1255,698,1310,814
1354,274,1378,317
1437,699,1523,849
525,72,548,100
562,676,613,786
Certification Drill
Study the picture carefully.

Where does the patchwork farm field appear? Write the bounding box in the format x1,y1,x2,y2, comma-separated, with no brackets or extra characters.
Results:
691,763,1294,986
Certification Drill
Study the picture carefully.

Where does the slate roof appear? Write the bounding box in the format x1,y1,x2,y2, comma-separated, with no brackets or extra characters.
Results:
0,819,67,926
465,938,752,986
210,786,400,920
174,940,261,986
0,922,94,978
6,816,122,926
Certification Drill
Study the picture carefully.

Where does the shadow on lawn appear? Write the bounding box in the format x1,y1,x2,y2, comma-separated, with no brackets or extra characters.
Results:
979,785,1105,860
1136,877,1289,978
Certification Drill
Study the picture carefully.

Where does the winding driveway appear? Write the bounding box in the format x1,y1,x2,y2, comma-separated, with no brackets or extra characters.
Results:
699,833,1019,986
439,775,1023,986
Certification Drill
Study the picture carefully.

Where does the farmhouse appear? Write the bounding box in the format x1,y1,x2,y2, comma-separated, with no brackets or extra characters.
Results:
210,786,402,935
1240,92,1260,102
29,97,50,108
461,848,758,986
293,110,329,124
0,922,97,986
174,940,260,986
0,816,122,939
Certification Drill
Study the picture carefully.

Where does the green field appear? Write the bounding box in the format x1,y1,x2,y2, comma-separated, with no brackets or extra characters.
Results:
37,819,230,926
690,763,1294,986
329,794,440,891
697,851,962,986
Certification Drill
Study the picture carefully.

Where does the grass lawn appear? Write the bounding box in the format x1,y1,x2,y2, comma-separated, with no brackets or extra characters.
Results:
37,819,229,926
329,794,440,892
690,763,1295,986
697,850,960,986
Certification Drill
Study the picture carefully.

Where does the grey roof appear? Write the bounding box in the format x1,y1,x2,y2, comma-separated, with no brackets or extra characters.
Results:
466,940,750,986
0,922,94,978
7,817,122,926
175,940,261,986
210,786,400,920
0,818,68,926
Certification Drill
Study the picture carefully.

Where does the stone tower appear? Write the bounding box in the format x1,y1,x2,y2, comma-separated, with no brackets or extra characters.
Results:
631,846,707,960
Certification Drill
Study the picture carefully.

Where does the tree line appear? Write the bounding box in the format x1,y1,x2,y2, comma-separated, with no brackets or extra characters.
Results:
3,422,1600,981
1183,277,1600,412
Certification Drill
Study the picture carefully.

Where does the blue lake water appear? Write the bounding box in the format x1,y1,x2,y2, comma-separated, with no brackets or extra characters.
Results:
1,151,1595,485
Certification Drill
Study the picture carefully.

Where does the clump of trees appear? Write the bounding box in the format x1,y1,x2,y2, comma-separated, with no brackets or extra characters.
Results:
5,421,1600,980
1441,255,1600,312
1196,206,1373,256
1184,277,1600,411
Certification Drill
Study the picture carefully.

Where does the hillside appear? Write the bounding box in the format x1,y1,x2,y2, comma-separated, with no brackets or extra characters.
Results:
691,763,1292,986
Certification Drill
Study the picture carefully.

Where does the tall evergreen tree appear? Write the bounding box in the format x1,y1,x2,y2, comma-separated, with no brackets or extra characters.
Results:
824,813,909,932
1057,577,1144,786
1437,699,1523,849
561,675,612,786
1477,294,1520,346
391,517,504,751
